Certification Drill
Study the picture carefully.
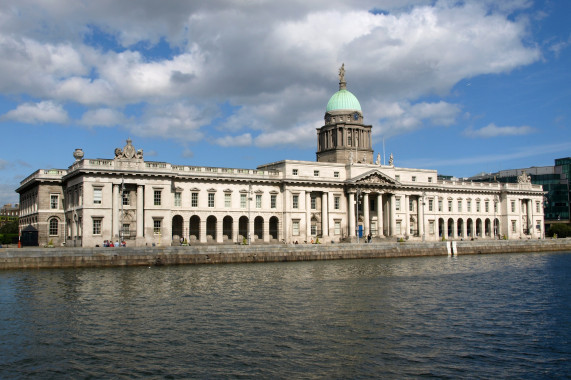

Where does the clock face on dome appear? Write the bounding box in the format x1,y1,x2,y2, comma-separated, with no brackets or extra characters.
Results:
353,112,359,121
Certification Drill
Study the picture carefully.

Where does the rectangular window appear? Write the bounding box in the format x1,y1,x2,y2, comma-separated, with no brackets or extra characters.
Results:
334,221,341,235
292,169,298,176
208,193,215,208
334,196,340,210
467,200,472,212
409,198,414,212
122,224,130,237
192,192,198,207
293,194,299,209
512,220,517,233
396,221,401,234
429,220,435,234
174,192,181,207
311,224,317,236
458,200,462,212
476,201,481,212
485,201,489,213
494,201,498,213
271,195,277,209
311,196,316,210
93,188,102,204
93,219,102,235
334,171,339,178
536,220,541,231
292,220,300,236
511,201,515,213
154,219,162,235
314,170,319,177
256,194,262,208
395,197,401,211
240,194,247,208
154,190,161,206
370,199,375,212
49,219,58,236
448,200,452,212
428,199,433,212
225,193,231,208
50,194,58,209
412,176,416,182
536,202,540,213
123,191,130,206
428,177,433,183
438,199,443,212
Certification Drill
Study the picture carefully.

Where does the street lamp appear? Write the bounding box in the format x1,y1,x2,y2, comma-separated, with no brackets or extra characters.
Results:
248,184,252,245
493,194,499,239
422,191,426,242
356,188,361,243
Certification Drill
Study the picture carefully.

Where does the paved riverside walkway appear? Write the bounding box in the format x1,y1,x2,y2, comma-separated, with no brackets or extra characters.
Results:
1,239,570,270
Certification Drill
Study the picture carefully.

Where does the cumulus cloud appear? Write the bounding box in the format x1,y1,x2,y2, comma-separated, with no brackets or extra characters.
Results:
464,123,536,138
79,108,127,127
2,101,68,124
0,0,543,147
370,100,462,137
214,133,253,147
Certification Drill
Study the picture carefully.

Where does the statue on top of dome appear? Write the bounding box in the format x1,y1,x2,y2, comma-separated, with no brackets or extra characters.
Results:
338,63,345,83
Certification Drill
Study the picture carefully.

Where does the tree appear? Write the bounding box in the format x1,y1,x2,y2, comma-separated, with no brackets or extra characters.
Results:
0,218,18,234
547,223,571,238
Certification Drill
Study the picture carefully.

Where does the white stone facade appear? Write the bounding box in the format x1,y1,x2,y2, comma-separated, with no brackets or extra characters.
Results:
16,68,545,246
16,142,545,247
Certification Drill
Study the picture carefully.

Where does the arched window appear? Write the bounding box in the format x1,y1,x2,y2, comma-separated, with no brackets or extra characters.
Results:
49,218,59,236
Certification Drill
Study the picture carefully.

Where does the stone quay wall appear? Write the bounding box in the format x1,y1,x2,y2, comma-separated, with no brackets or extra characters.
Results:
1,239,570,270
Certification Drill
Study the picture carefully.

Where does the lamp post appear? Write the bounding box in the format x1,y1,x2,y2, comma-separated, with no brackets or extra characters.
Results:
493,195,499,239
422,191,426,242
356,188,361,243
248,184,252,245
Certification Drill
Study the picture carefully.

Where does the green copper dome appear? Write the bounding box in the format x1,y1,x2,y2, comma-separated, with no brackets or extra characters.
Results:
326,89,361,112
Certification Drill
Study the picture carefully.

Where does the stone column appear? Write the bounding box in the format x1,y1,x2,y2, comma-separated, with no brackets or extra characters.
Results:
363,192,369,237
216,218,223,243
112,184,119,239
390,194,396,237
377,193,384,237
322,192,329,238
348,192,355,237
528,199,533,238
443,219,448,239
232,217,239,244
519,199,524,236
306,191,312,239
200,219,207,243
404,195,409,236
136,186,144,238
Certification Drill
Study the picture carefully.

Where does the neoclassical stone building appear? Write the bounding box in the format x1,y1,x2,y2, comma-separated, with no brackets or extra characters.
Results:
17,66,545,247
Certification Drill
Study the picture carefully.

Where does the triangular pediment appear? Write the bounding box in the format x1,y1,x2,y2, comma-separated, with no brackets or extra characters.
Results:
348,170,399,186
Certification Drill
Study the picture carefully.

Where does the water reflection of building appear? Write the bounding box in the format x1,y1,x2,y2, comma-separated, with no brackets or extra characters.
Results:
470,157,570,230
16,66,545,247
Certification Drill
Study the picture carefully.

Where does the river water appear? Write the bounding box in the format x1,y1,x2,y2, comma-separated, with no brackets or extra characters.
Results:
1,252,570,379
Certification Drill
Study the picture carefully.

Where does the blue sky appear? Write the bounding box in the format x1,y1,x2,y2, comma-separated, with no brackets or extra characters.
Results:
0,0,570,205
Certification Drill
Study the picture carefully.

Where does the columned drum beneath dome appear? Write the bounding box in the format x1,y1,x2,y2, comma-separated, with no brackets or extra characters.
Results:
317,64,373,164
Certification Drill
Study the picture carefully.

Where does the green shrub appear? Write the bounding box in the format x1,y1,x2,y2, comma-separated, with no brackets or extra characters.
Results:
547,224,571,238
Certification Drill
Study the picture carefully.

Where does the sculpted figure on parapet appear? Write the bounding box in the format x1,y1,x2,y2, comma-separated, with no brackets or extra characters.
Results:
115,138,143,160
517,170,531,184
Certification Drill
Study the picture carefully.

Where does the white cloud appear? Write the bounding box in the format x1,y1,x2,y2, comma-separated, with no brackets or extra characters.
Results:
79,108,127,127
2,101,68,124
464,123,536,138
370,100,461,137
0,0,543,146
214,133,253,147
129,102,214,142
